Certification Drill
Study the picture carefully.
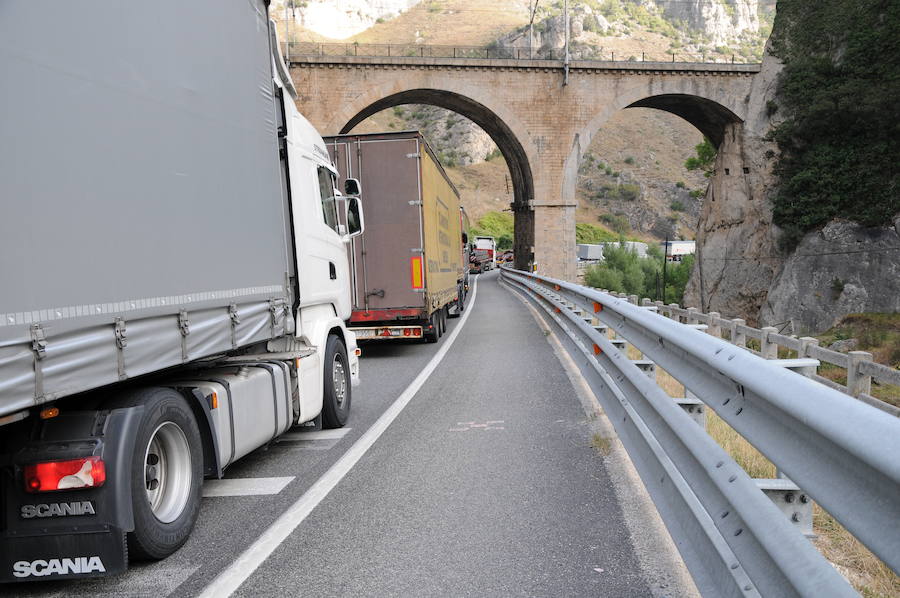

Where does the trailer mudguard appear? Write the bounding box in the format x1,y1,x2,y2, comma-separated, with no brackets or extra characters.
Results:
0,407,143,582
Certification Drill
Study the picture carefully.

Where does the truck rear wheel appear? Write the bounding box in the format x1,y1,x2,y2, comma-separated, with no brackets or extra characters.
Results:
322,334,351,428
424,313,439,343
109,388,203,561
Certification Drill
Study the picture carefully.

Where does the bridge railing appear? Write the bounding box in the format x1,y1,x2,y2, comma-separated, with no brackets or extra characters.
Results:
283,42,757,65
500,266,899,597
602,293,900,418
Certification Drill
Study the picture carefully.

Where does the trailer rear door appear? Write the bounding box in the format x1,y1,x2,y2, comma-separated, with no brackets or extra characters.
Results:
327,136,426,314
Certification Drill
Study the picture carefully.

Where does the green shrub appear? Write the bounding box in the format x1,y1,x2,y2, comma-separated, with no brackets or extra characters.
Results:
618,183,640,201
576,222,619,244
583,244,694,304
599,213,631,235
675,181,686,189
671,200,686,212
624,156,635,165
470,211,514,250
685,137,717,177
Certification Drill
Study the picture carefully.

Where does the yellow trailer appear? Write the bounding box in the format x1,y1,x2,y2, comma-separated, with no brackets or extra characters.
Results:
326,131,465,343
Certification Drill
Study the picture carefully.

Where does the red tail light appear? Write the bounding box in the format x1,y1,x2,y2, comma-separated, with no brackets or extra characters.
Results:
24,457,106,493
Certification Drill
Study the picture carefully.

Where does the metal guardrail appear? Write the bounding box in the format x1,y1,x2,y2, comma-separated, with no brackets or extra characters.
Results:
283,42,759,65
612,296,900,418
500,267,900,597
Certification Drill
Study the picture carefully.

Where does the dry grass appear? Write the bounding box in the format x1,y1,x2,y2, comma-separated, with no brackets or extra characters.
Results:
813,507,900,598
590,433,613,456
349,0,528,46
705,410,776,479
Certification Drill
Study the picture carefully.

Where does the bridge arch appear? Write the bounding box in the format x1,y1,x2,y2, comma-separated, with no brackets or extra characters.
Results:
562,80,748,205
319,85,538,270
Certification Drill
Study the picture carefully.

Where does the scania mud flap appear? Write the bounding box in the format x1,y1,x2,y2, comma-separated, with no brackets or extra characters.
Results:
0,406,143,583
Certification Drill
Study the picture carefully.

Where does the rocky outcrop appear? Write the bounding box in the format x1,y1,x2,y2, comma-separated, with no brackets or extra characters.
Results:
284,0,421,40
654,0,759,45
401,105,497,167
759,221,900,333
682,41,783,322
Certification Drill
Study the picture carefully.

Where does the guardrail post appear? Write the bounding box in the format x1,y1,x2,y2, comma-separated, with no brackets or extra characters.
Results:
668,303,680,322
760,326,779,359
707,312,721,338
686,307,699,324
798,337,820,377
653,300,664,315
847,351,873,397
731,319,746,347
628,294,638,305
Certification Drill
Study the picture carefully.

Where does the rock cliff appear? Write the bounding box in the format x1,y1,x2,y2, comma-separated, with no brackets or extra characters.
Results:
759,220,900,333
683,40,783,322
282,0,422,40
654,0,759,45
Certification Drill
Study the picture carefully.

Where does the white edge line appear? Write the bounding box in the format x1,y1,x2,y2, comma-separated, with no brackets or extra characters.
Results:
198,277,479,598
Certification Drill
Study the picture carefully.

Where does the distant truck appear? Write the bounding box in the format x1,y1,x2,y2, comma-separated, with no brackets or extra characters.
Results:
1,1,362,583
325,132,466,343
474,236,497,270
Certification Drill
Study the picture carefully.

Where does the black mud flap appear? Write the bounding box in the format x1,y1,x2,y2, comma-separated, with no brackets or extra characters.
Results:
0,529,128,582
0,406,143,583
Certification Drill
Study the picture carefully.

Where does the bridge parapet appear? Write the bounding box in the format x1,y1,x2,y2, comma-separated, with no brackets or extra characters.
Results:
285,41,762,71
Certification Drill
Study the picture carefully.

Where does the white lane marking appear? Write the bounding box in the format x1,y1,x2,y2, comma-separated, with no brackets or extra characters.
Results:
279,428,352,441
198,277,479,598
202,477,295,497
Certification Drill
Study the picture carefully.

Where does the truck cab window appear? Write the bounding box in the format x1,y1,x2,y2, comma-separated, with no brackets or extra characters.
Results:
317,166,339,232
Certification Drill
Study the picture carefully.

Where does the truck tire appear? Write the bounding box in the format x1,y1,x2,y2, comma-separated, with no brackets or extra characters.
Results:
109,387,203,561
322,334,351,428
440,307,447,335
450,284,464,317
424,313,439,343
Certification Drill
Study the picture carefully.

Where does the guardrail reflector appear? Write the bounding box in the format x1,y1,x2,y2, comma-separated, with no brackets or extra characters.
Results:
593,343,602,355
410,256,424,290
593,301,602,313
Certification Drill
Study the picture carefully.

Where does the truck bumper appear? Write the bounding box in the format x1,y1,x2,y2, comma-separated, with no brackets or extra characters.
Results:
344,329,361,388
350,325,424,342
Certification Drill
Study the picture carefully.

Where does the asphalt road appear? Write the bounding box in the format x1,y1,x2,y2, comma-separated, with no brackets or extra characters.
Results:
11,271,679,598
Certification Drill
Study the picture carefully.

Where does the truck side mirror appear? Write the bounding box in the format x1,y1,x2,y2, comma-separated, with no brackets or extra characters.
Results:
344,178,361,196
345,196,364,239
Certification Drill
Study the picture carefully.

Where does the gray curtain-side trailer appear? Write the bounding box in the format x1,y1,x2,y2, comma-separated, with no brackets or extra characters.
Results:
0,0,361,582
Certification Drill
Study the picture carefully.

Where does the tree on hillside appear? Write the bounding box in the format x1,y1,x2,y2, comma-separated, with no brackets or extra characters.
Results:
684,137,716,177
584,243,693,304
770,1,900,247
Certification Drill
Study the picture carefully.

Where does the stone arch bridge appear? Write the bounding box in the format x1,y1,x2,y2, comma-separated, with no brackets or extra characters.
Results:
290,53,760,280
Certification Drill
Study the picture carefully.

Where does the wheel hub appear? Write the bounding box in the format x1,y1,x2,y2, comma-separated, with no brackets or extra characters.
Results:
143,422,192,523
333,355,347,407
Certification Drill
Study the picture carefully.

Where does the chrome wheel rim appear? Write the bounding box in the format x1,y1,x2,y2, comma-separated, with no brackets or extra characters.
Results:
332,353,347,407
144,422,192,523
